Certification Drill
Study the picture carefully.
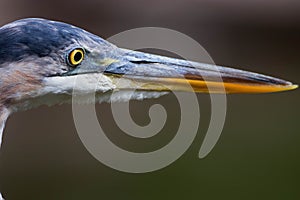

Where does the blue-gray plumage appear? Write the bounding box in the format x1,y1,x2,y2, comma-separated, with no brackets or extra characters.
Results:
0,18,297,199
0,18,109,65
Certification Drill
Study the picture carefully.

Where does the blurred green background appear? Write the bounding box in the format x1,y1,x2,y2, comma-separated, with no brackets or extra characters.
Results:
0,0,299,199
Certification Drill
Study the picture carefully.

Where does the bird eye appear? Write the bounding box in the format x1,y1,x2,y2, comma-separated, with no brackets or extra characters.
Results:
67,48,85,66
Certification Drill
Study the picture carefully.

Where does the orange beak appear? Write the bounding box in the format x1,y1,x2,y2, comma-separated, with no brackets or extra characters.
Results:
103,49,298,94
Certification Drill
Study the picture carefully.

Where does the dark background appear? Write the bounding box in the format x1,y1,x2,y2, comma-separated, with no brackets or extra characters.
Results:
0,0,299,199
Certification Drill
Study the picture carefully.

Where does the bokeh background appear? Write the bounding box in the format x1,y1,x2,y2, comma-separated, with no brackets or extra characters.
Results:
0,0,299,199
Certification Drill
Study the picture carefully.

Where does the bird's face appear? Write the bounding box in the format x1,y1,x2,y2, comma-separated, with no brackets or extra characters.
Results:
0,18,297,110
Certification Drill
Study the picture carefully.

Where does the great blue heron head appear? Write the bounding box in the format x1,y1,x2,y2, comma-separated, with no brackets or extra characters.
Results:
0,18,297,111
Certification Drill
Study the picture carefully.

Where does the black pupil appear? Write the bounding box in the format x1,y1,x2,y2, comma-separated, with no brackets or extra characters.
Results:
74,51,82,62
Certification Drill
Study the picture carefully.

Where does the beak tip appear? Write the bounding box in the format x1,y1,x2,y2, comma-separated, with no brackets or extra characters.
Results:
260,83,298,93
276,83,298,93
289,84,298,90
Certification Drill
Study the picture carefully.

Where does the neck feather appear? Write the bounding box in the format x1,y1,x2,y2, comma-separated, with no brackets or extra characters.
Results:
0,106,10,147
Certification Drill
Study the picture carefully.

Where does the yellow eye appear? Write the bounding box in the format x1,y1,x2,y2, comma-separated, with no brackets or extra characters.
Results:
68,48,85,66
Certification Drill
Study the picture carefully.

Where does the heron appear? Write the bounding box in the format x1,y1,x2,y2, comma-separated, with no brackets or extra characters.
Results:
0,18,297,199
